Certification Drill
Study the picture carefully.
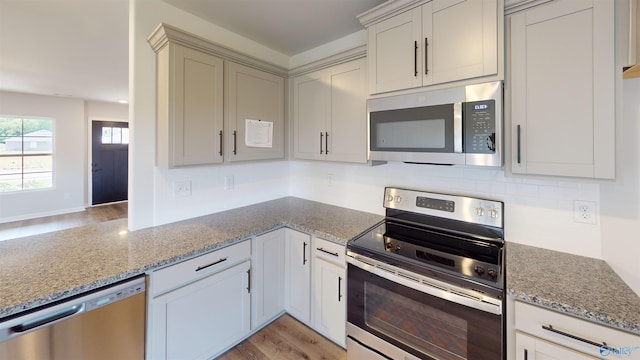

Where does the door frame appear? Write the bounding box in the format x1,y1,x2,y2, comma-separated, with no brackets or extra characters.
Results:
87,117,128,207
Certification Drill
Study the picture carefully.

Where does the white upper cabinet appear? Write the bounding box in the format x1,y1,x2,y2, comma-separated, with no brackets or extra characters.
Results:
148,24,287,168
361,0,502,94
293,58,367,163
155,42,224,168
225,62,285,162
508,0,615,179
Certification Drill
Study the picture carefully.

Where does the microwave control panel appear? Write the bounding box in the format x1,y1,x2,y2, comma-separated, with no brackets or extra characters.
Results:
464,100,496,154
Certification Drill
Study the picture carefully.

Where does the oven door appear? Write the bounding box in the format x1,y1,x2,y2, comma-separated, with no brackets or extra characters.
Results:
347,258,503,360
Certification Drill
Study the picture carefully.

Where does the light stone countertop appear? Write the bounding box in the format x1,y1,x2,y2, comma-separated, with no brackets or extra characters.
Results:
507,242,640,335
0,197,383,319
1,197,639,338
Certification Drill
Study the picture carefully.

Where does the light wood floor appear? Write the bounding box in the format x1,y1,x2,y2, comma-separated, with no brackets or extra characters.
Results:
0,202,127,241
218,315,346,360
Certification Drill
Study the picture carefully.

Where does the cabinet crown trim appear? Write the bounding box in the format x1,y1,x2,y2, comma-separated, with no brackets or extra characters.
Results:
147,23,288,77
357,0,430,27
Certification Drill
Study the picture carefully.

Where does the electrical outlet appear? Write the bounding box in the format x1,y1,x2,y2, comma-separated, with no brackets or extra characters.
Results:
574,200,597,224
328,173,334,187
173,180,192,198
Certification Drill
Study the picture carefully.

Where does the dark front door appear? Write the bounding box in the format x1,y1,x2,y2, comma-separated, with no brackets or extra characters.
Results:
92,121,128,205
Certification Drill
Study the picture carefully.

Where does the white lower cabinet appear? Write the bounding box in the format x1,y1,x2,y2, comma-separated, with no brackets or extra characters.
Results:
148,241,251,360
284,228,312,324
312,237,347,347
252,229,286,329
514,301,640,360
515,332,597,360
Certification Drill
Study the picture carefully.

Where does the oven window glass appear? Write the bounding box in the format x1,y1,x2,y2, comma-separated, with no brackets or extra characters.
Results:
364,282,468,360
375,119,445,149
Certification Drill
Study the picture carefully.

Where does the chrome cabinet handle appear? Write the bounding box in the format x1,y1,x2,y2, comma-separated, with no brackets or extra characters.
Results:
542,325,607,349
424,37,429,75
303,242,308,265
232,130,237,155
517,125,522,164
317,248,339,257
218,130,223,156
325,132,329,155
320,132,324,154
195,257,228,272
414,40,418,77
246,269,251,293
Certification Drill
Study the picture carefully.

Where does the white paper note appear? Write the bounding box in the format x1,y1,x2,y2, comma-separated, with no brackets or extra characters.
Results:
245,119,273,148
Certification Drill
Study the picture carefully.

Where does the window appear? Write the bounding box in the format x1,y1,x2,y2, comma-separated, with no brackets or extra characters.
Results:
0,117,54,192
101,126,129,144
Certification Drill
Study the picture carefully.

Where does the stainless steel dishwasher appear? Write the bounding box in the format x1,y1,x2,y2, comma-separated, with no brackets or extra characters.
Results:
0,276,145,360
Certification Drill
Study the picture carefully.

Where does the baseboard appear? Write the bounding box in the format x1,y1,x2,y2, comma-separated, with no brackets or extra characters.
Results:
0,206,86,224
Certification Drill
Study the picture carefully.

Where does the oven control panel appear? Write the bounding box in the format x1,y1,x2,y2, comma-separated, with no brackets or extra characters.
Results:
384,187,503,228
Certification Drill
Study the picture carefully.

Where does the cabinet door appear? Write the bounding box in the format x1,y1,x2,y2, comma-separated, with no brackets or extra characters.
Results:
368,7,423,94
510,0,615,178
515,332,598,360
151,261,251,360
313,257,346,347
326,58,367,163
252,229,285,329
284,229,311,324
423,0,498,85
157,43,224,168
293,70,327,160
226,62,285,162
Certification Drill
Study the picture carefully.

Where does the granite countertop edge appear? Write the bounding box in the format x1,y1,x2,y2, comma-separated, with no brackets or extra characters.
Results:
507,289,640,335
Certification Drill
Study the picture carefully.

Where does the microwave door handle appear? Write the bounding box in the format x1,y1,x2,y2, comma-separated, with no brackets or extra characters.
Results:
453,102,463,153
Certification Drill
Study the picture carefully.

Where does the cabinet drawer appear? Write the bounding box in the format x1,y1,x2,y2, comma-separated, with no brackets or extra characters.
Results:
515,301,640,357
151,240,251,296
313,237,345,265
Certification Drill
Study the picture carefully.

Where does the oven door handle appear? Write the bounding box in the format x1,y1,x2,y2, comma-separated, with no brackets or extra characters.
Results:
347,255,502,315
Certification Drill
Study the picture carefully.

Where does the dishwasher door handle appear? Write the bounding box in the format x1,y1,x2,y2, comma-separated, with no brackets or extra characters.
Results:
9,304,84,334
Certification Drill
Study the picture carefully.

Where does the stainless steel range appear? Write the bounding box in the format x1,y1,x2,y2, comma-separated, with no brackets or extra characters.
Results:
346,187,505,360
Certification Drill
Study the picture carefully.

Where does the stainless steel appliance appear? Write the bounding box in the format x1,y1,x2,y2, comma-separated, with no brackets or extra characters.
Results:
346,187,505,360
0,276,145,360
368,81,503,166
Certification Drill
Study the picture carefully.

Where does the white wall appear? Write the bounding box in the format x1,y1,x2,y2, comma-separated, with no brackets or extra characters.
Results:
601,78,640,296
85,100,128,121
129,0,292,229
290,161,602,259
0,91,85,222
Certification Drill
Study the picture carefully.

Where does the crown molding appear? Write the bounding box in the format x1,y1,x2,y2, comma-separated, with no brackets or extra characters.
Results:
147,23,288,77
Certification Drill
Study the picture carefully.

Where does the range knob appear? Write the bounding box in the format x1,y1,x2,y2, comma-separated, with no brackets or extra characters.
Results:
488,269,498,280
386,194,394,202
475,207,485,216
488,208,499,219
474,265,485,276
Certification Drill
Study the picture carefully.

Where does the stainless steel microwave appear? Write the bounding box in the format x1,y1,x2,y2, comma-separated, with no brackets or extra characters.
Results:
368,81,503,166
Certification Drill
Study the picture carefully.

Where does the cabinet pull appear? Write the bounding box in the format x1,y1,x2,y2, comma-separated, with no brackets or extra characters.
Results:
317,248,339,257
325,132,329,155
218,130,223,156
246,269,251,293
414,40,418,77
516,125,521,164
524,349,528,360
195,257,228,272
541,324,607,349
320,132,324,154
338,276,343,302
424,37,429,75
233,130,237,155
303,242,308,265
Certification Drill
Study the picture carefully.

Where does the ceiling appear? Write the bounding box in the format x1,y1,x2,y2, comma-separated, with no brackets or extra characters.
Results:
0,0,384,104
